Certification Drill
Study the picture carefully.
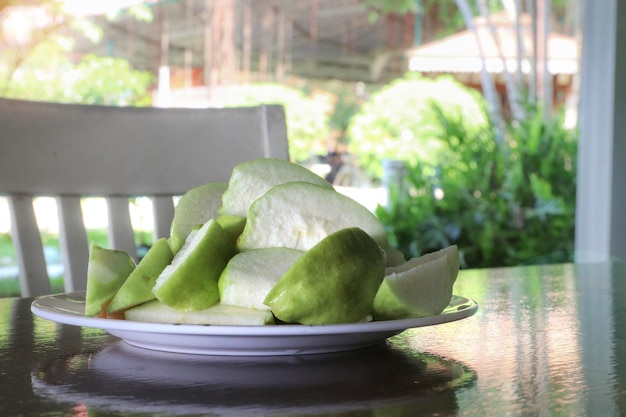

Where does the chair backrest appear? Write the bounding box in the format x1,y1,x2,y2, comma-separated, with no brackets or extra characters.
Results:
0,98,289,297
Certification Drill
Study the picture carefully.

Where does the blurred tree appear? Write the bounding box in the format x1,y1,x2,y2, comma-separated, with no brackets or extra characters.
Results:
347,73,488,180
0,1,153,106
70,55,153,106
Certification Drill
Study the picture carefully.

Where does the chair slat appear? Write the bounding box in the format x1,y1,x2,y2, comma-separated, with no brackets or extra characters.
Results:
8,195,51,296
1,99,289,297
56,196,89,292
152,196,175,241
106,197,138,261
0,103,289,196
265,105,290,158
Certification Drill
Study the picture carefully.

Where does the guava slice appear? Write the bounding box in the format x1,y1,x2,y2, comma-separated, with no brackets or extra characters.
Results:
372,245,459,320
385,246,407,267
107,238,174,314
125,300,274,325
219,158,332,218
153,219,236,311
169,182,227,254
238,181,389,252
264,227,386,325
84,242,136,317
216,214,246,246
218,247,304,310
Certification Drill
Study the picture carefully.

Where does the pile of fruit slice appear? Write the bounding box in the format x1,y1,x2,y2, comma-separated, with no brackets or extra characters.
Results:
85,158,459,325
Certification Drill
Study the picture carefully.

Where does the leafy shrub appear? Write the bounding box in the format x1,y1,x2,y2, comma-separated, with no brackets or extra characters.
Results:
376,101,577,268
2,52,153,106
347,73,488,180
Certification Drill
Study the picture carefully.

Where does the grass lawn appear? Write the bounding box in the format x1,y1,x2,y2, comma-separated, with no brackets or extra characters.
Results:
0,229,152,298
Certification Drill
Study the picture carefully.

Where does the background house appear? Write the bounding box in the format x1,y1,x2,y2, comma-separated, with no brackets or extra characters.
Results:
406,11,578,119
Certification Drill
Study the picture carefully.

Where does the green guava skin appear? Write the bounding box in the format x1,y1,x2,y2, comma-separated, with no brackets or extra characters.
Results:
264,227,386,325
154,219,236,311
107,238,174,314
169,182,227,254
84,242,136,317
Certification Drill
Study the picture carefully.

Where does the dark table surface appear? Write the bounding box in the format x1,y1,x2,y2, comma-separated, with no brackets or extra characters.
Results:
2,261,625,417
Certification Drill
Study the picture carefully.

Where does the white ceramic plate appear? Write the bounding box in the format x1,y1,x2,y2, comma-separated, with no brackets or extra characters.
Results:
31,292,477,356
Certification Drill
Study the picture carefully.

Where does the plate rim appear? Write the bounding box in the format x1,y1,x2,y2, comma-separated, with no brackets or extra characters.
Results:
31,291,478,337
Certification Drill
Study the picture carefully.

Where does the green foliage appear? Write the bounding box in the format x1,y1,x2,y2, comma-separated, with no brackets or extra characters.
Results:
68,55,154,106
422,0,469,37
0,233,14,264
0,2,153,106
361,0,504,37
347,73,488,180
362,0,421,15
0,276,64,298
221,83,330,163
107,3,154,22
70,18,104,43
376,102,577,268
321,80,364,135
362,0,420,23
1,52,153,106
304,79,367,149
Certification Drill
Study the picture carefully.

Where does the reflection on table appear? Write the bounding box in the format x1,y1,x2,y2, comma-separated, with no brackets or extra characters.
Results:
32,341,471,416
1,261,626,416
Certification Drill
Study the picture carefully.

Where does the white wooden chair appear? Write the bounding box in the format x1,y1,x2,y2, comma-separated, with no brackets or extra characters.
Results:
0,98,289,297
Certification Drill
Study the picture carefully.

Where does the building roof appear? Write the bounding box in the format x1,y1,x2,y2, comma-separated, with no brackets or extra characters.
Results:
69,0,415,84
407,12,578,75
